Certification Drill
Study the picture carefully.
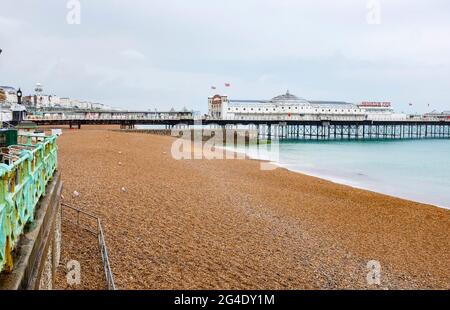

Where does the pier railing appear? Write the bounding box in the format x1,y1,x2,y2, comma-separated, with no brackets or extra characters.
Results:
0,133,58,273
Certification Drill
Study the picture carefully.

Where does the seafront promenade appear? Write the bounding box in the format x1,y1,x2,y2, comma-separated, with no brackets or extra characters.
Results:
54,125,449,289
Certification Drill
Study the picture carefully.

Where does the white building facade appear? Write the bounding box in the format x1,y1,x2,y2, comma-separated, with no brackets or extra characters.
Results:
208,91,404,121
0,86,18,104
425,110,450,120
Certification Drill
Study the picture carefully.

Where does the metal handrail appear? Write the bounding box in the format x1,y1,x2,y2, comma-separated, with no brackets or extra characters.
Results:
61,203,116,290
97,218,115,290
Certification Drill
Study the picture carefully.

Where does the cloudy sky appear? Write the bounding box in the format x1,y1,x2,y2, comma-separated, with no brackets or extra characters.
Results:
1,0,450,113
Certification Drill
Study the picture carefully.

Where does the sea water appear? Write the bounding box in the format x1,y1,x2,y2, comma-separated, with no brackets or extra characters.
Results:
241,139,450,209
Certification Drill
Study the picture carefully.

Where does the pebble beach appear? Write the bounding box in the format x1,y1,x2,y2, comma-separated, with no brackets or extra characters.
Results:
53,126,450,289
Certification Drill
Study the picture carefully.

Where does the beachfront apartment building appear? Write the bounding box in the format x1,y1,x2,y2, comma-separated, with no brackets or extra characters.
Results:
38,95,60,107
22,94,60,108
208,90,406,121
0,86,18,104
23,95,111,111
59,97,72,108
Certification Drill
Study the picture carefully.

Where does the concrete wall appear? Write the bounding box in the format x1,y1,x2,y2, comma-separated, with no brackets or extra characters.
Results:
0,172,62,290
117,129,173,136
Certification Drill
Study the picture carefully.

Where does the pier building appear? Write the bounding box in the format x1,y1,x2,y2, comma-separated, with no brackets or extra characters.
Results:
208,91,405,121
425,110,450,120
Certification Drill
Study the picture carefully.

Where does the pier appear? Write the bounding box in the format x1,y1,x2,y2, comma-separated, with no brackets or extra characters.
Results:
31,113,450,140
245,120,450,140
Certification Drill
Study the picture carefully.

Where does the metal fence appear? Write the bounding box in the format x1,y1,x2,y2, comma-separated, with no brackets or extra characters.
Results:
61,203,116,290
0,133,58,273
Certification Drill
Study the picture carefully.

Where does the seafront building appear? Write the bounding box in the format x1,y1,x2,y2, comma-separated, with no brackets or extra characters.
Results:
1,84,116,123
0,86,19,104
0,86,23,122
208,90,406,121
14,83,114,110
23,94,112,110
425,110,450,120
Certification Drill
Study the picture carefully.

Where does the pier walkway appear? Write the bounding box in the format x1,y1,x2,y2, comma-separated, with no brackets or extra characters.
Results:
31,115,450,140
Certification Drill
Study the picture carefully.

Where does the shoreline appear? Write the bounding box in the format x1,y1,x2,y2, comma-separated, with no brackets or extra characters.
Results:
221,144,449,210
118,129,445,209
52,126,450,289
285,166,448,210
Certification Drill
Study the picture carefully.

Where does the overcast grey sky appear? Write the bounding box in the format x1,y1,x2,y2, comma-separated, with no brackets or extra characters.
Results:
1,0,450,113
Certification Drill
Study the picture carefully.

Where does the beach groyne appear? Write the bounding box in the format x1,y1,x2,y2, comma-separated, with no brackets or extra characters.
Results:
115,129,172,136
114,128,260,145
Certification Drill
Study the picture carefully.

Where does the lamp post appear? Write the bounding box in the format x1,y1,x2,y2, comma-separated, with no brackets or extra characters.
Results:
17,88,22,105
12,88,26,124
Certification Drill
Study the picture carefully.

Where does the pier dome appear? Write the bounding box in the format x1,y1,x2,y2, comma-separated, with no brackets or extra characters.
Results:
271,90,309,104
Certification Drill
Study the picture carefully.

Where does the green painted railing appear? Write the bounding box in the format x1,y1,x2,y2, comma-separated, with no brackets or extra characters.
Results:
0,133,58,273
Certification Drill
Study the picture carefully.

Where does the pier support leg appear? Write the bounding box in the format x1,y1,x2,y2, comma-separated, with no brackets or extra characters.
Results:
256,124,260,145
